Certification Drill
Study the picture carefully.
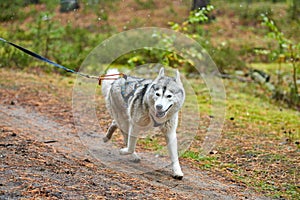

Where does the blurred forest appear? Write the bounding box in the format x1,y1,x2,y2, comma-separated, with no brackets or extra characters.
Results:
0,1,299,198
0,0,299,108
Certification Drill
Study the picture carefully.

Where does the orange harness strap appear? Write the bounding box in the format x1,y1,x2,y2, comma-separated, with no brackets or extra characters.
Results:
98,73,126,85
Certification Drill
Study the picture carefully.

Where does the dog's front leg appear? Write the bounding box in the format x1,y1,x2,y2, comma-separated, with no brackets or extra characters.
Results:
119,125,140,162
164,114,183,180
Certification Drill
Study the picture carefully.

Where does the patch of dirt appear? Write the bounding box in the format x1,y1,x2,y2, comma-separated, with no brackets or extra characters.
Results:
0,69,271,199
0,126,186,199
12,0,189,32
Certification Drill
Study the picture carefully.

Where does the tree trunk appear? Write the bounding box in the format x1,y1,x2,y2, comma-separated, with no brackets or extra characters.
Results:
60,0,80,13
191,0,210,11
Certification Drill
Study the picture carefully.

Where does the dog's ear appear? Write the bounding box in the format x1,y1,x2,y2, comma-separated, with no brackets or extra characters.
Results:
153,67,164,83
158,67,164,77
175,69,183,86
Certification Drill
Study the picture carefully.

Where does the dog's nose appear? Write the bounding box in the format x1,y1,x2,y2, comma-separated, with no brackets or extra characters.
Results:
156,104,163,110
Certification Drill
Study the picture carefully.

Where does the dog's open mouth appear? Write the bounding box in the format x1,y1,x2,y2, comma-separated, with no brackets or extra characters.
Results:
155,104,173,118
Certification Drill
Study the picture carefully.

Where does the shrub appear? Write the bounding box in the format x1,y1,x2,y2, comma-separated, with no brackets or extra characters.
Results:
0,0,24,22
257,14,299,108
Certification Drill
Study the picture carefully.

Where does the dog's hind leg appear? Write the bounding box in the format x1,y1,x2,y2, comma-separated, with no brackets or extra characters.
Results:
103,120,118,143
122,131,128,145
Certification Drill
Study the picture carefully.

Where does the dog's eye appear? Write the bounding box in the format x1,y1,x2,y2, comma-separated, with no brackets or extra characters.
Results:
167,95,172,98
156,93,160,97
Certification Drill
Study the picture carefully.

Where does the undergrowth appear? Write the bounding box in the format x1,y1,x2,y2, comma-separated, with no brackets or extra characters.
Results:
190,76,300,199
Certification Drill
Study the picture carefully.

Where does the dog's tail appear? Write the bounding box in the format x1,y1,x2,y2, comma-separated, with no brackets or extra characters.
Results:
101,68,120,98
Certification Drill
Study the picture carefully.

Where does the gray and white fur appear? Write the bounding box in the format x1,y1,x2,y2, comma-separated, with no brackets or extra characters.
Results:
102,68,185,179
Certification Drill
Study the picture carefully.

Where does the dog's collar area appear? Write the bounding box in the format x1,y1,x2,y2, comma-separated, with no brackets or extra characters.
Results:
150,114,164,127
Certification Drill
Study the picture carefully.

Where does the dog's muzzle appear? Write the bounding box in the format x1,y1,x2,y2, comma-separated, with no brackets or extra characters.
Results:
155,104,173,118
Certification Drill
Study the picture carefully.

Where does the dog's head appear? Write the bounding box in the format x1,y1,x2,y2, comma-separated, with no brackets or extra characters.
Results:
148,68,185,119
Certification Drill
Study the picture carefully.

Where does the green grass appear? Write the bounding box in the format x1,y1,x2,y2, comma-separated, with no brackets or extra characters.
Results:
139,135,164,152
185,69,299,198
182,151,218,169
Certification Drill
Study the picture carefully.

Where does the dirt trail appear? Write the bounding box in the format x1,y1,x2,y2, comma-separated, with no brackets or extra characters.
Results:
0,102,271,199
0,69,271,199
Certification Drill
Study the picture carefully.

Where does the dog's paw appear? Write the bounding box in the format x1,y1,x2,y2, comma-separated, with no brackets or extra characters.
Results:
119,148,132,155
102,136,109,143
172,169,184,180
131,152,141,163
173,174,183,180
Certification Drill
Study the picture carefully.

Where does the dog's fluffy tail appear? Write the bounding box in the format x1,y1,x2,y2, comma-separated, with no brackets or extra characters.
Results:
101,68,120,98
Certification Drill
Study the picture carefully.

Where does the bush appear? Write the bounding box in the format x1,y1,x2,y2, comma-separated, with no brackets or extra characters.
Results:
168,4,245,74
208,43,246,73
0,0,24,22
256,14,300,108
0,12,107,73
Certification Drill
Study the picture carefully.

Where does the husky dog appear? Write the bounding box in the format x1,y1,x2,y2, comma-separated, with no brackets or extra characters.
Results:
101,68,185,179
